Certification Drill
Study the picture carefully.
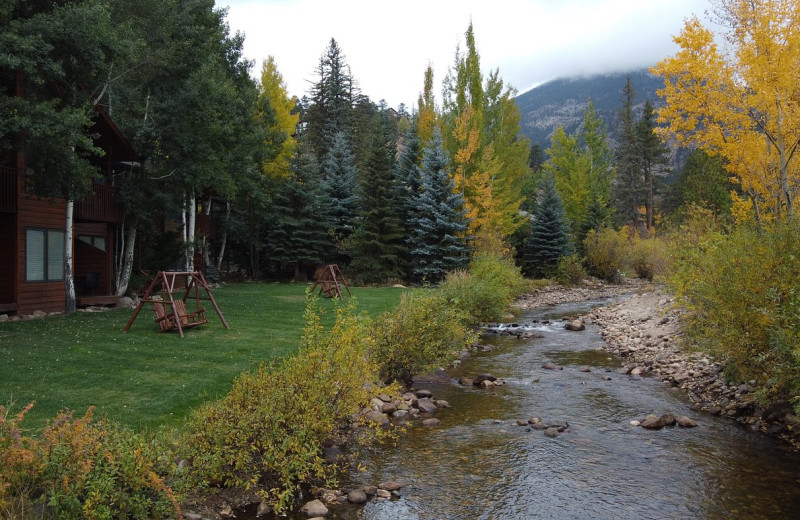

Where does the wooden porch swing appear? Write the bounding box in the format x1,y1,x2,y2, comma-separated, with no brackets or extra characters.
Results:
123,271,229,338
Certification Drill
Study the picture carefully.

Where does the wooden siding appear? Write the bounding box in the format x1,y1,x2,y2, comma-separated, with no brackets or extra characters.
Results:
0,214,15,307
16,190,67,315
0,165,16,213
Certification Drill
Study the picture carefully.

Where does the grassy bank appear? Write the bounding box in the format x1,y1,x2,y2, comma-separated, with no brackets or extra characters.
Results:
0,283,409,432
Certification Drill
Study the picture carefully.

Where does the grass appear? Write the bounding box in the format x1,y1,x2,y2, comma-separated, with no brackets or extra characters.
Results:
0,282,409,432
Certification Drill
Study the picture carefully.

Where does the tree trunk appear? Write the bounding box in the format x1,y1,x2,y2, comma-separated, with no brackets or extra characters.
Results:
115,223,137,296
65,200,76,314
215,199,230,272
187,190,196,271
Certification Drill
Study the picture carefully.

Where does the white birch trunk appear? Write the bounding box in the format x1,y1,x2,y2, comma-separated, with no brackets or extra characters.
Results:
115,223,137,296
215,199,230,272
65,200,76,314
187,190,196,272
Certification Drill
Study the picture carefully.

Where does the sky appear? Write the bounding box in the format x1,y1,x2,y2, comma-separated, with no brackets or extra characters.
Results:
219,0,710,109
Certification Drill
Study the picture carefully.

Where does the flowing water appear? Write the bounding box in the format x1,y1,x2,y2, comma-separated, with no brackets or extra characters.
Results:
256,299,800,519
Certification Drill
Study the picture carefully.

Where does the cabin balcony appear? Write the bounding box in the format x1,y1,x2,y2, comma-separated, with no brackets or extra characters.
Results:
0,165,17,213
75,182,122,224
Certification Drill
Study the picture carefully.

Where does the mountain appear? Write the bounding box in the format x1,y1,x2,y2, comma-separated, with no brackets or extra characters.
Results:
514,69,665,152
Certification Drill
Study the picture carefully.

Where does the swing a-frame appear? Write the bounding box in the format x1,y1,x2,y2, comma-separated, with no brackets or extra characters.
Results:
310,264,352,299
123,271,229,338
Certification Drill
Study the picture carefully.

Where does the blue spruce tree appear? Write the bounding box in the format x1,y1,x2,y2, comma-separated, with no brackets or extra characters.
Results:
408,128,470,284
321,130,359,263
523,174,572,278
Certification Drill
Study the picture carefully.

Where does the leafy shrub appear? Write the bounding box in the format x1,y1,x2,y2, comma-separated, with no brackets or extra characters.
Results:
437,251,529,324
669,223,800,410
0,404,180,520
182,296,392,513
372,291,478,383
629,235,669,281
553,254,587,285
583,227,629,282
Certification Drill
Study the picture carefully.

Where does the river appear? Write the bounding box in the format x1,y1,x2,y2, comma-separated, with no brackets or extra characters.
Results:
257,298,800,519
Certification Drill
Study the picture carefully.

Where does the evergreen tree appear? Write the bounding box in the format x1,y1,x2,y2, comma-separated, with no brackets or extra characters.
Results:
664,148,735,218
321,130,359,261
407,129,470,284
393,127,423,277
636,99,669,229
303,38,355,163
265,143,331,280
523,175,572,278
349,110,404,283
612,76,645,227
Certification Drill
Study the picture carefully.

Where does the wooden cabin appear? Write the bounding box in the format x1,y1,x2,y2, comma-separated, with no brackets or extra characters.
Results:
0,74,138,316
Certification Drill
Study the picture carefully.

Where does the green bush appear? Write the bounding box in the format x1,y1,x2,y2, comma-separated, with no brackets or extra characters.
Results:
583,227,629,282
182,296,392,513
437,251,529,324
629,235,669,281
372,292,478,384
553,254,587,285
669,223,800,411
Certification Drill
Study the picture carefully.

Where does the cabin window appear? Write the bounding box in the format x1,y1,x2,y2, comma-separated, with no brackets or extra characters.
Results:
78,234,106,252
26,228,64,282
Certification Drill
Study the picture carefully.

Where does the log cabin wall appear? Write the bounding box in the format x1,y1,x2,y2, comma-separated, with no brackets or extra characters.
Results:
16,188,67,315
0,213,15,310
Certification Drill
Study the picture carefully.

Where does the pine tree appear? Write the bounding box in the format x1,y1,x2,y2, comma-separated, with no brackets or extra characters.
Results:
407,129,470,284
636,100,669,229
265,143,331,280
321,130,359,261
303,38,355,163
349,110,405,283
612,76,645,227
393,127,423,277
523,175,572,278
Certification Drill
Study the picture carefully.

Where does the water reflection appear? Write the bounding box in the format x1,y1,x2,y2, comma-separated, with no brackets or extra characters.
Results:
253,299,800,520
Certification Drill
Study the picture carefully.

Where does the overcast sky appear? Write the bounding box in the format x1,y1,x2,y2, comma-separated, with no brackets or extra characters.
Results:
219,0,710,109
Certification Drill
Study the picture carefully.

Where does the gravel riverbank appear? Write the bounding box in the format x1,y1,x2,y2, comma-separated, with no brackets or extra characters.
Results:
579,285,800,449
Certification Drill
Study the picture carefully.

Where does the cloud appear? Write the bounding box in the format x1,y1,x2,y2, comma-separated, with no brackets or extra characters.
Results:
220,0,707,108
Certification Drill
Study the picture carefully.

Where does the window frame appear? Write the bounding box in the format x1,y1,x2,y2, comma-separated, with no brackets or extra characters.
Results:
26,227,65,282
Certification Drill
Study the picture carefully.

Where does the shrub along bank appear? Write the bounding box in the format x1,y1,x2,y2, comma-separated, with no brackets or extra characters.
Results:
668,222,800,413
1,252,529,518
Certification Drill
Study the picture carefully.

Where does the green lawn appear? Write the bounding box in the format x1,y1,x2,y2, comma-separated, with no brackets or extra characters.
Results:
0,283,409,432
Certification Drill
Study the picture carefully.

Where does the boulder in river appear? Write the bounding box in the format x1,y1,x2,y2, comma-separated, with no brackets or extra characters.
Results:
299,499,328,517
565,319,585,331
473,374,497,385
347,489,368,504
678,416,698,428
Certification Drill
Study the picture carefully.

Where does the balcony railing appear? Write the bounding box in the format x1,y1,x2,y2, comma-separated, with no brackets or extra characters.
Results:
75,182,122,223
0,166,17,213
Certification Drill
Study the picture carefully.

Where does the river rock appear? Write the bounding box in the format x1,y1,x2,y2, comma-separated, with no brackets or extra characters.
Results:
347,489,368,504
436,399,451,408
473,374,497,385
565,319,585,331
579,366,592,372
414,389,433,398
256,500,272,517
300,499,328,517
416,398,438,414
661,413,677,426
481,379,495,388
364,410,389,426
422,418,441,427
544,427,560,438
678,416,698,428
219,505,235,518
379,480,407,491
542,362,562,370
392,409,408,419
376,489,392,499
381,402,397,414
640,414,666,429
